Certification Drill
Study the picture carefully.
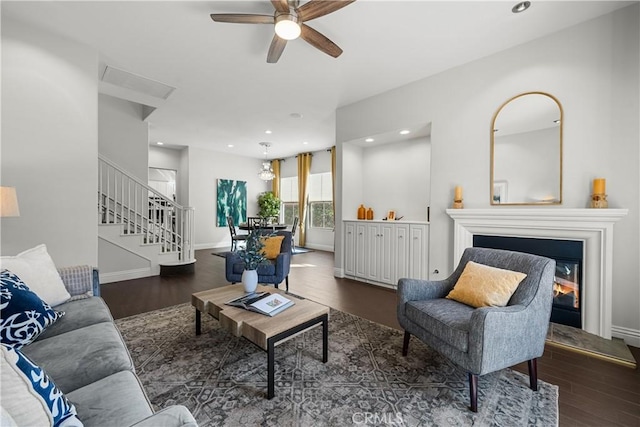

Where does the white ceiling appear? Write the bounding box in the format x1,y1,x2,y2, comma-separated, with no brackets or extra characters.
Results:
3,1,634,159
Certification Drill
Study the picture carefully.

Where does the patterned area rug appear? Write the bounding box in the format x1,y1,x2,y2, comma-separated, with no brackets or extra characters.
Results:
115,304,558,426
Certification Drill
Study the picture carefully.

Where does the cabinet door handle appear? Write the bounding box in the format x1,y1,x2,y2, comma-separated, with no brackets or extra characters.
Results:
399,235,403,238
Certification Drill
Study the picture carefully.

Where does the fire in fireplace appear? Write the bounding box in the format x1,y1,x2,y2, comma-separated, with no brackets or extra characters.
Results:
473,235,583,328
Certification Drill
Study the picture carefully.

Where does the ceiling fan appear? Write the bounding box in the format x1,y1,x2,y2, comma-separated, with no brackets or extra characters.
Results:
210,0,355,63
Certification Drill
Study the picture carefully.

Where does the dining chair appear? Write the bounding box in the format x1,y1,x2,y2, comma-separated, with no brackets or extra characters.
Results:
247,216,263,230
227,216,247,251
290,216,299,252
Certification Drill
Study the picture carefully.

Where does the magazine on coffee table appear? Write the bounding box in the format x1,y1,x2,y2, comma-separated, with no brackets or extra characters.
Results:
226,292,294,317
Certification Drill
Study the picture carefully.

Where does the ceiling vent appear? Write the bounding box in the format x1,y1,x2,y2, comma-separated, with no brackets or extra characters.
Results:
101,66,175,100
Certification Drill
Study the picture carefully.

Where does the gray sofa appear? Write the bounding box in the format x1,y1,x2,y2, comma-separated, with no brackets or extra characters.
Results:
21,266,197,427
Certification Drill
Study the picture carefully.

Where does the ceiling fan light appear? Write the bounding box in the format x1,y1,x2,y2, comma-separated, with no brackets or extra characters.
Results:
275,15,301,40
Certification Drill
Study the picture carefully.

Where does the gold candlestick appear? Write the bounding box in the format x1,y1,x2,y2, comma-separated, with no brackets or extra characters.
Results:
452,186,463,209
590,193,608,208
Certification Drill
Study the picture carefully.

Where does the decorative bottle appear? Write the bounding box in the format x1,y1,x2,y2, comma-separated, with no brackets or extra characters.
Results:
366,208,374,220
357,204,366,220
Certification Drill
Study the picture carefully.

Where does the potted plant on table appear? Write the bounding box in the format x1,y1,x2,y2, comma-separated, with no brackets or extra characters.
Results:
237,230,268,293
257,191,281,224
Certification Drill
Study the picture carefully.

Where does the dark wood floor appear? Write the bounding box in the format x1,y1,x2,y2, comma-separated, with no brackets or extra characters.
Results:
102,249,640,426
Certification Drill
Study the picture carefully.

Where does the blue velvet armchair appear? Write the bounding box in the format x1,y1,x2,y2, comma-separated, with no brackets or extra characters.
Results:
225,230,292,291
397,247,555,412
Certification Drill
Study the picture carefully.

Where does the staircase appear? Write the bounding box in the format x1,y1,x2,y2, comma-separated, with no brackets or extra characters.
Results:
98,155,195,282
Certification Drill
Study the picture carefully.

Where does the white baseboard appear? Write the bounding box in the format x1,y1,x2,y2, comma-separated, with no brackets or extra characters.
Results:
100,268,152,284
194,243,226,251
304,243,334,252
612,325,640,347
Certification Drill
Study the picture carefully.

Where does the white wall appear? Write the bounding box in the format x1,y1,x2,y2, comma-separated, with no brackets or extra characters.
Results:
1,18,98,267
188,147,269,249
357,137,430,221
179,147,190,208
336,5,639,340
149,145,182,171
149,145,185,204
98,239,149,273
99,94,149,181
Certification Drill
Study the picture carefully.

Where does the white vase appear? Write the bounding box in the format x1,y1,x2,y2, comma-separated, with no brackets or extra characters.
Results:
242,269,258,293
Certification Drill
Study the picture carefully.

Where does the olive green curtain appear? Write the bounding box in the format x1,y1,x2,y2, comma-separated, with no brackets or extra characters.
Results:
271,159,281,199
330,146,336,225
297,153,312,247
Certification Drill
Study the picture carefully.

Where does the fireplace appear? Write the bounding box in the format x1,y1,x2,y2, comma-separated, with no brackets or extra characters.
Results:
473,235,583,328
446,208,628,339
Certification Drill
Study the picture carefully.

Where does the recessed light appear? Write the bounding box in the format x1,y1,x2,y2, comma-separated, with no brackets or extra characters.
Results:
156,141,164,145
302,141,308,145
365,138,374,142
400,130,410,135
227,144,234,148
512,1,531,13
553,119,561,124
493,129,499,133
265,130,272,134
290,112,303,119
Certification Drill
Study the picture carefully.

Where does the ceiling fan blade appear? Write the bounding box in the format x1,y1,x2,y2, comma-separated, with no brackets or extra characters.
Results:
297,0,356,22
271,0,290,14
267,34,288,63
300,24,343,58
210,14,274,24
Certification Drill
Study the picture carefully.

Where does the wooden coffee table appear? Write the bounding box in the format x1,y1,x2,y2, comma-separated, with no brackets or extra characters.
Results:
191,284,329,399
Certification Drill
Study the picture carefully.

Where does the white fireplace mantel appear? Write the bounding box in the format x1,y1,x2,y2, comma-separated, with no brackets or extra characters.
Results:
446,208,628,339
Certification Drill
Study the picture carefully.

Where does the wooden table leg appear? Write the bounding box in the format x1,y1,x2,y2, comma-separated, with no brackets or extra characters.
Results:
195,308,201,336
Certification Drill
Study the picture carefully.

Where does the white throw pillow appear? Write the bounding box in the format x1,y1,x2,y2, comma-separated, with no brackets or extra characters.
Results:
0,244,71,307
1,406,18,427
1,345,82,427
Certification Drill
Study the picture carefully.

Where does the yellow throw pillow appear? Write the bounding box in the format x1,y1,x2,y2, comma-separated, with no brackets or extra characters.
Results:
260,235,285,260
446,261,527,308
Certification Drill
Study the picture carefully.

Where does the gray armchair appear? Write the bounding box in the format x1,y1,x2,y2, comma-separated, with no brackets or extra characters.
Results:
397,247,555,412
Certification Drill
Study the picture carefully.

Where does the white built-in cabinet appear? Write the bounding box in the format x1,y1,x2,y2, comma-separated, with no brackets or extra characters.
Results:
343,220,429,288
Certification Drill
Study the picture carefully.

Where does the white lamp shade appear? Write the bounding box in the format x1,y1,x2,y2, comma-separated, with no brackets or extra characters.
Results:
0,187,20,217
275,17,301,40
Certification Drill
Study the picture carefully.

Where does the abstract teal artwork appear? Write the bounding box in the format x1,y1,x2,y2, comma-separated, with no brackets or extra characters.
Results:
217,179,247,227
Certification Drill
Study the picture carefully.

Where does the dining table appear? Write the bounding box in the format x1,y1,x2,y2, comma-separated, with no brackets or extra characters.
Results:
238,223,288,231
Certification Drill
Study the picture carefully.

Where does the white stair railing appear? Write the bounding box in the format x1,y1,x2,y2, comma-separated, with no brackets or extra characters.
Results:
98,155,194,263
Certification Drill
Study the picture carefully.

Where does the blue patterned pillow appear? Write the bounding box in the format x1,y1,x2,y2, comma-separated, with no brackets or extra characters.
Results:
1,269,64,349
1,345,82,426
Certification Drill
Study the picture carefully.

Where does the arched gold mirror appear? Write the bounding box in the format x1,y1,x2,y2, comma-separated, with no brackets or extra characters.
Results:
491,92,563,205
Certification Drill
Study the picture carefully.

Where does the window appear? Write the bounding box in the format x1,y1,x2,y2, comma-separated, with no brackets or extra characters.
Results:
308,172,334,229
310,201,334,229
282,203,299,226
280,176,298,226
